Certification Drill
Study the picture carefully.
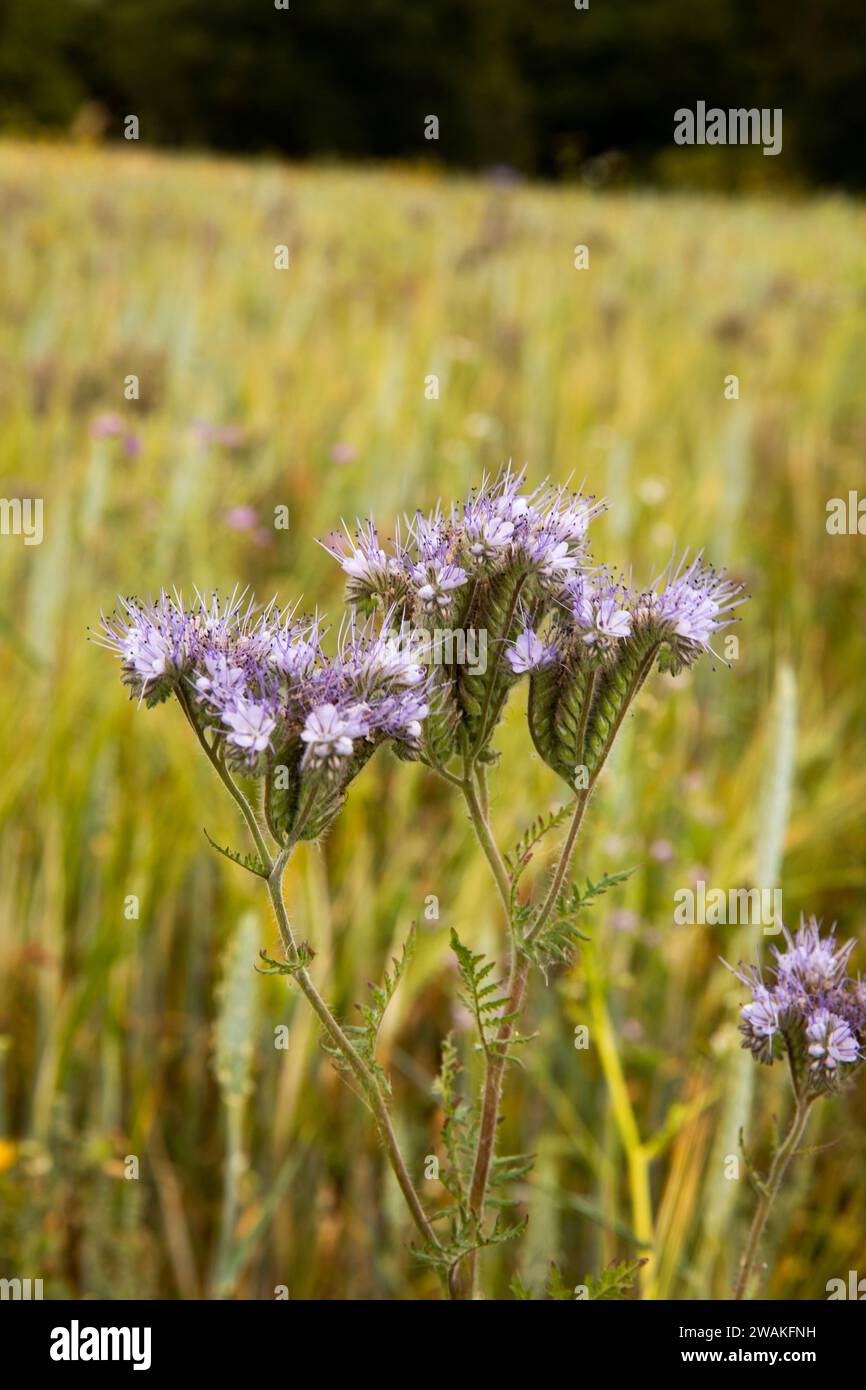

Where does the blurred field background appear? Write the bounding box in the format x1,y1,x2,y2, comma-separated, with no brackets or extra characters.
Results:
0,138,865,1300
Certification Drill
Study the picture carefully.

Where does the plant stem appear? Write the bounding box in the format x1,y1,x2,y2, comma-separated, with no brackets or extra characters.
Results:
732,1094,814,1300
175,688,275,869
265,849,439,1252
460,768,512,912
185,698,440,1261
452,947,530,1299
525,788,591,946
449,766,517,1297
456,767,594,1297
458,760,589,1297
476,763,490,819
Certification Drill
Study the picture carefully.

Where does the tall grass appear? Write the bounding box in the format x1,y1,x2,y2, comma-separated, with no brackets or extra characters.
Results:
1,141,864,1298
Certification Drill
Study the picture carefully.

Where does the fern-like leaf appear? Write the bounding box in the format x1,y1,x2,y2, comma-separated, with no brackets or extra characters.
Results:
580,1257,647,1300
324,927,416,1098
505,797,578,889
432,1032,476,1221
450,929,532,1061
522,867,635,972
203,827,269,878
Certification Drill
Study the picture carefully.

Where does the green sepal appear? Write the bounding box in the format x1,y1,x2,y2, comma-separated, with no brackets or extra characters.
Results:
582,637,659,777
457,563,533,756
396,674,461,771
266,738,303,840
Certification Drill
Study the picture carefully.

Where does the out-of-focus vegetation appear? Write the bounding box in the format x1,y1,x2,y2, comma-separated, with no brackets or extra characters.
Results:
0,141,864,1299
5,0,866,188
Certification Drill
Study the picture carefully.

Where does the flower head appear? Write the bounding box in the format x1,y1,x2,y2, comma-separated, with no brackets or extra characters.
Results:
320,521,410,608
649,555,745,668
300,703,367,773
92,592,196,704
725,916,865,1095
806,1009,860,1081
563,573,634,649
506,628,557,675
222,697,278,759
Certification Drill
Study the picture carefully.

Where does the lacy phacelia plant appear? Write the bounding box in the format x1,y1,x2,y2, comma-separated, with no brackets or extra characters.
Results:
95,470,744,1300
726,919,865,1299
325,469,744,1297
93,588,443,1264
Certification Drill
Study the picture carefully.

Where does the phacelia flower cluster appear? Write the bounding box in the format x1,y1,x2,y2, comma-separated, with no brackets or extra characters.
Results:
92,589,431,841
325,470,745,784
508,555,744,677
322,467,604,622
725,918,866,1096
95,470,747,835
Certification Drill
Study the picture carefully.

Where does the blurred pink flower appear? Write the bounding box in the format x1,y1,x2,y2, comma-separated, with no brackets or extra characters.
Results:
90,413,124,438
649,838,675,864
191,420,246,448
224,506,258,531
330,442,356,465
91,414,141,458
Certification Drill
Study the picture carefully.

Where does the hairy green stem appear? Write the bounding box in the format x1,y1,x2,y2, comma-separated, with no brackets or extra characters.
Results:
452,764,534,1297
452,653,661,1295
732,1094,814,1300
461,768,512,910
265,849,439,1252
525,789,591,946
175,688,275,869
183,691,439,1260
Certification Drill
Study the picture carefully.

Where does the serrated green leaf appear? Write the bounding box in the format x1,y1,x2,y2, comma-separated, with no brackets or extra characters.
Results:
203,827,269,878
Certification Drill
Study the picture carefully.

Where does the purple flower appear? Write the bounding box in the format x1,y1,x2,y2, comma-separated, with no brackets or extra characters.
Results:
772,919,854,994
320,521,407,606
92,592,195,703
537,483,604,544
222,697,278,757
649,838,675,864
506,628,557,675
567,576,634,647
725,916,865,1092
652,555,744,658
458,471,603,580
373,689,430,745
301,703,366,772
268,622,321,678
194,654,249,705
464,512,515,562
741,986,781,1064
191,421,246,449
806,1009,860,1079
90,414,141,458
409,508,448,561
411,561,468,614
91,413,125,438
521,525,582,581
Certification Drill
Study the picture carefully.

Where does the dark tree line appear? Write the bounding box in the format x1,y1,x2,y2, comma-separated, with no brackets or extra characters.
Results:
3,0,865,187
